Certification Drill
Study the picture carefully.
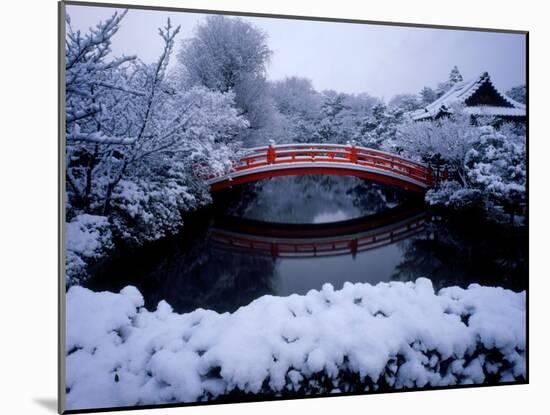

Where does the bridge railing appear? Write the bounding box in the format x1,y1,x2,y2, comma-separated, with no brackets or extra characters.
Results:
233,142,434,187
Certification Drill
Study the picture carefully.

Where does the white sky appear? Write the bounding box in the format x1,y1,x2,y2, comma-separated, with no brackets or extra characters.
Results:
66,4,526,100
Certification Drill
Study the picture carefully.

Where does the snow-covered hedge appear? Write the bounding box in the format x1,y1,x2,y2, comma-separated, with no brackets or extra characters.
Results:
65,279,525,410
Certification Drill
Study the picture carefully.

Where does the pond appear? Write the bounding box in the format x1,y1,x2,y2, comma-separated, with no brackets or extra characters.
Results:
85,175,528,314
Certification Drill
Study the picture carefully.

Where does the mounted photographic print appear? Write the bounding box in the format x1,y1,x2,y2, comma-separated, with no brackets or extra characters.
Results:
59,1,528,413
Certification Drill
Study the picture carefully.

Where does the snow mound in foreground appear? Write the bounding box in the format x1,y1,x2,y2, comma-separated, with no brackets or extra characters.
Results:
65,279,526,410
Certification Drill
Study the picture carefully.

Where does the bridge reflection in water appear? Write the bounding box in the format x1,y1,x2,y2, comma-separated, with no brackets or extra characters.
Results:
210,204,428,259
86,195,526,314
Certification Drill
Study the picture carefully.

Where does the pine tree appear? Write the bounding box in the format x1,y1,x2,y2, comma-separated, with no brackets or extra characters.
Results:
436,66,464,98
506,85,527,104
449,65,463,84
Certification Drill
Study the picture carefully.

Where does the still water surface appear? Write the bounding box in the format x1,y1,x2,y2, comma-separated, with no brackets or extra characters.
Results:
86,175,527,314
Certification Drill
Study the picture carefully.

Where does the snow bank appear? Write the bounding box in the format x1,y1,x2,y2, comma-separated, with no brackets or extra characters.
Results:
65,279,526,410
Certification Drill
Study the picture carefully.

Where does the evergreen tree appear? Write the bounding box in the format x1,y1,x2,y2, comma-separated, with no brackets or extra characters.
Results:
314,92,348,143
419,87,438,105
506,84,527,104
388,93,422,111
356,103,404,149
436,66,464,97
449,65,464,84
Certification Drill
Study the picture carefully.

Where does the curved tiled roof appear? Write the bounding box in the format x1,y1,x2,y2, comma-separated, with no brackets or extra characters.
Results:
410,72,525,121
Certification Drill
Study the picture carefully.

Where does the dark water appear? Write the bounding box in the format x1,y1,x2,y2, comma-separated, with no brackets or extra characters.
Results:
86,175,527,314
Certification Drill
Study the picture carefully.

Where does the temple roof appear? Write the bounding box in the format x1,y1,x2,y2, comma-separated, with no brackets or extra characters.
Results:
409,72,526,121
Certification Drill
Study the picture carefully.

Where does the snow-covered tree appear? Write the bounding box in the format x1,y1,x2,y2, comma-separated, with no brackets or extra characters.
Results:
65,10,137,146
396,104,526,222
308,91,383,145
313,92,349,143
388,93,422,112
397,104,480,184
449,65,464,84
177,15,272,131
436,65,463,97
270,77,321,118
506,84,527,104
355,103,404,149
419,86,438,105
65,12,248,282
264,78,318,143
66,15,186,212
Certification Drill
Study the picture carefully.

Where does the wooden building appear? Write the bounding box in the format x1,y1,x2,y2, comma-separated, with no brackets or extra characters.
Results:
409,72,526,123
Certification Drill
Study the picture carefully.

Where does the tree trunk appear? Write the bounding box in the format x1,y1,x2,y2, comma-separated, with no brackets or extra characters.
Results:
102,160,128,215
83,145,100,209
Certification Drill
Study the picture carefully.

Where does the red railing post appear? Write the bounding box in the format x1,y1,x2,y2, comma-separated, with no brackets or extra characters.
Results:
350,238,358,259
270,243,278,259
442,167,449,181
427,166,434,187
349,140,358,163
267,140,276,164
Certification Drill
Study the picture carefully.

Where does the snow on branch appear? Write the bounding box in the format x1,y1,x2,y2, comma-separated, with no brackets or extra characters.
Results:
66,105,101,123
95,81,146,96
66,10,129,70
154,18,181,81
67,129,137,145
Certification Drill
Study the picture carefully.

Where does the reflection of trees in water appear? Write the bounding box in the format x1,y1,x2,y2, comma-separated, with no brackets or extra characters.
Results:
392,215,527,291
88,180,527,316
86,214,276,314
220,175,414,223
349,179,410,212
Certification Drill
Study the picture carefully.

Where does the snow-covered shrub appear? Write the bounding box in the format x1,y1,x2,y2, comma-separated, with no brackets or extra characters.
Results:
395,106,526,221
108,178,189,244
465,126,526,223
424,126,526,222
425,181,483,210
108,172,200,245
65,279,525,410
66,214,113,284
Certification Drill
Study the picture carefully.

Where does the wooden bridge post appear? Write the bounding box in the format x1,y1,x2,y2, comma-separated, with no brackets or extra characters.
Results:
349,140,358,164
267,140,276,164
427,166,434,188
270,243,278,260
442,167,449,181
350,238,358,259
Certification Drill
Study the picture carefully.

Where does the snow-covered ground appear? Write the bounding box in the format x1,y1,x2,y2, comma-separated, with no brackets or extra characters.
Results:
65,278,526,411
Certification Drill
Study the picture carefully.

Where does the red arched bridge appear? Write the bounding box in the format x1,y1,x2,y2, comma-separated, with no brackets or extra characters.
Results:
208,142,436,193
210,205,428,259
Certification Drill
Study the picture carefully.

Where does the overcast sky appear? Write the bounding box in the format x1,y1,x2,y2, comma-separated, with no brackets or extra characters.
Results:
66,4,526,100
